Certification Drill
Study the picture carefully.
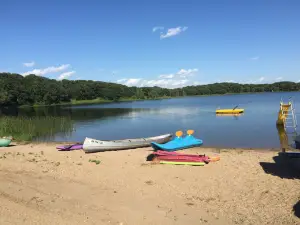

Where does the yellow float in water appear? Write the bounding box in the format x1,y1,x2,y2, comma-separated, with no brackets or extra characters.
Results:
215,108,244,114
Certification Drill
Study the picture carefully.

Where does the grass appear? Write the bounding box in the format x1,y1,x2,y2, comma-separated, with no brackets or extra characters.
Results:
20,96,172,108
0,116,74,141
89,159,101,165
70,98,112,105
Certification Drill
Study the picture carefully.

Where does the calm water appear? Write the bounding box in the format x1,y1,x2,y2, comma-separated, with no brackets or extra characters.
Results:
1,92,300,148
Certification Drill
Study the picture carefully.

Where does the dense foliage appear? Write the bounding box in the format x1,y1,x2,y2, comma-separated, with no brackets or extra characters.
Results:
1,72,300,106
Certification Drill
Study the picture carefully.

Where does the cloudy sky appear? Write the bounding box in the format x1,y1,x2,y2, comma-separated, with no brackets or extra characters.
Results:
1,0,300,88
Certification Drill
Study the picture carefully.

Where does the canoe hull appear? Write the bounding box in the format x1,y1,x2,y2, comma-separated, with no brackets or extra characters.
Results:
83,134,172,153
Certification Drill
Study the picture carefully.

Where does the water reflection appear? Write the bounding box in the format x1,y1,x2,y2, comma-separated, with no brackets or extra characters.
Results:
1,91,300,148
276,124,299,151
1,106,147,121
215,114,242,120
0,106,156,141
276,124,289,152
0,115,74,141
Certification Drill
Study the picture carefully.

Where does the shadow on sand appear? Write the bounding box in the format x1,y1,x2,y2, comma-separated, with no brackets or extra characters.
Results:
260,154,300,218
294,201,300,218
260,154,300,180
260,124,300,218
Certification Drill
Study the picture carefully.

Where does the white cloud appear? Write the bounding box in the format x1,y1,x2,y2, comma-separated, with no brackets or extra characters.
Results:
250,56,259,60
275,77,283,81
23,61,35,67
242,77,266,84
160,26,188,39
225,80,235,83
152,26,164,32
159,74,175,79
159,68,198,79
117,78,127,83
118,78,189,88
22,64,70,76
118,78,142,86
117,68,198,88
57,71,76,80
176,69,198,78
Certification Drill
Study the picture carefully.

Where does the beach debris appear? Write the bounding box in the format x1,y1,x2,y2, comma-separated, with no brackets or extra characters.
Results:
145,180,154,185
56,143,83,151
89,159,101,165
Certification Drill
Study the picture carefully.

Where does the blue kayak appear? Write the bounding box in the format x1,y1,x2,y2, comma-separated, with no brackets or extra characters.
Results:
151,135,203,152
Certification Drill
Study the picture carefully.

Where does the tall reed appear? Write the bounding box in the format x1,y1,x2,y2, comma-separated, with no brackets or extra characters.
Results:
0,116,74,141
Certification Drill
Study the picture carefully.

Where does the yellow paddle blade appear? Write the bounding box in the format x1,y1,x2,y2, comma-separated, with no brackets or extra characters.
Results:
187,130,194,135
175,130,183,137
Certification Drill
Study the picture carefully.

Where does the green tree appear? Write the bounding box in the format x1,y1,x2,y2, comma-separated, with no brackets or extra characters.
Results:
1,72,300,107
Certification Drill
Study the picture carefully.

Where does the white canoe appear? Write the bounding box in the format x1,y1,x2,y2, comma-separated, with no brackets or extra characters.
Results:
83,133,172,153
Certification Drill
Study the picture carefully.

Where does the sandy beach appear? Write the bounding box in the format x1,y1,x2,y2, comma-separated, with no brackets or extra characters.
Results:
0,143,299,225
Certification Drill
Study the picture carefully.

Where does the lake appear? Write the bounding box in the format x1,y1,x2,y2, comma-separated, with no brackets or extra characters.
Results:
1,92,300,149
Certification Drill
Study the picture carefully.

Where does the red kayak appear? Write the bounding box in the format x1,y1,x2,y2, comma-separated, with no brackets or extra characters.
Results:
152,150,210,163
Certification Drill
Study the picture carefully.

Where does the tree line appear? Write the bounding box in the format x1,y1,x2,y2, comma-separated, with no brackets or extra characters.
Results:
1,72,300,106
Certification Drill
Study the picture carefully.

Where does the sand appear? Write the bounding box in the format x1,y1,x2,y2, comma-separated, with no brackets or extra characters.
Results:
0,143,299,225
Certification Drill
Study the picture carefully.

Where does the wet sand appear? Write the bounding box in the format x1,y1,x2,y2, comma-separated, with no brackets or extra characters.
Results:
0,143,299,225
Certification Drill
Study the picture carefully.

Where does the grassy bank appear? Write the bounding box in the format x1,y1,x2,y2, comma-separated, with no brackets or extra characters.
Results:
19,96,171,108
69,96,171,105
0,116,74,141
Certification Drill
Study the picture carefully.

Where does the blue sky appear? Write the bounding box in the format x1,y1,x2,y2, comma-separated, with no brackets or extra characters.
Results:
1,0,300,88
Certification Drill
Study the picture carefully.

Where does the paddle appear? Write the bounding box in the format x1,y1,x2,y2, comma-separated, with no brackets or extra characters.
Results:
232,105,239,110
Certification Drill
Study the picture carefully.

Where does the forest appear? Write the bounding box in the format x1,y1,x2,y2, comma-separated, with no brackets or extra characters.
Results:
1,72,300,106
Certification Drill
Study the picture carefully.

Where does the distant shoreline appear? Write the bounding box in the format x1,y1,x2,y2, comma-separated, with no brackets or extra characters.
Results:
18,96,171,108
18,90,300,108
